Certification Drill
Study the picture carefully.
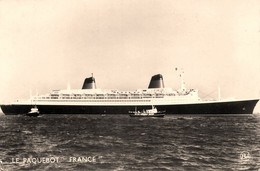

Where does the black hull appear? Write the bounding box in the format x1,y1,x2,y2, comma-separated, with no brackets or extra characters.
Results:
129,114,165,117
1,99,258,115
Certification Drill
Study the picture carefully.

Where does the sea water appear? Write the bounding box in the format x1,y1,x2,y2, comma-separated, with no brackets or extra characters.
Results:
0,113,259,171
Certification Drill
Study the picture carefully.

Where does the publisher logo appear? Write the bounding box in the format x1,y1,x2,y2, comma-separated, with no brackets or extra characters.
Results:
240,151,250,160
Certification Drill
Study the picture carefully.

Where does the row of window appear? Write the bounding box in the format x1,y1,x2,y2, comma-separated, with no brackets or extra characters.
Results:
35,96,199,100
49,93,182,97
34,99,151,103
35,96,164,100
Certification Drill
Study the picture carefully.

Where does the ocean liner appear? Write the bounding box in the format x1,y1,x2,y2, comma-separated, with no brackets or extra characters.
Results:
1,72,259,115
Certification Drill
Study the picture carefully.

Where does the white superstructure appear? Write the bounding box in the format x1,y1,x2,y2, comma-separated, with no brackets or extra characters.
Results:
14,88,201,106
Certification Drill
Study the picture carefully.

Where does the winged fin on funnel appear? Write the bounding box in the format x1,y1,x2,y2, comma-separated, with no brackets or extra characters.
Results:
82,76,96,89
148,74,164,89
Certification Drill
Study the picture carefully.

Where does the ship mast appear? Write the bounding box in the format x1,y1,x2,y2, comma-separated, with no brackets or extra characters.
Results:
218,87,221,100
175,67,186,92
67,82,71,90
180,69,186,91
30,89,32,98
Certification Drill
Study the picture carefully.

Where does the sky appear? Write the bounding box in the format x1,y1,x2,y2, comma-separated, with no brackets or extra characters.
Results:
0,0,260,112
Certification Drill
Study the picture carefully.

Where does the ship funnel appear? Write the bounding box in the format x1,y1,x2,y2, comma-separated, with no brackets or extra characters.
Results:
82,76,96,89
148,74,165,89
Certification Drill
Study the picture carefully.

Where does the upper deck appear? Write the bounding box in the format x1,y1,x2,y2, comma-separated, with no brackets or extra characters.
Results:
29,88,200,101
